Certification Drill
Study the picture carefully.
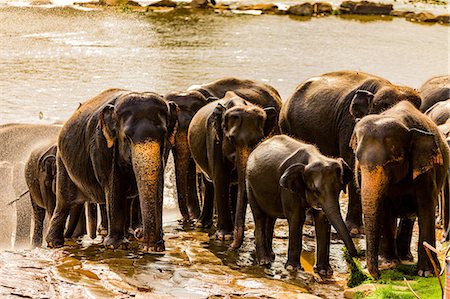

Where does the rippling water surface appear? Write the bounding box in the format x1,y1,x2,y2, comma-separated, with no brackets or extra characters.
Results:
0,5,448,298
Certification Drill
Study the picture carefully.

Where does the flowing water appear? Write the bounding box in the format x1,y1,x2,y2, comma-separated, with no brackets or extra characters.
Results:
0,4,448,298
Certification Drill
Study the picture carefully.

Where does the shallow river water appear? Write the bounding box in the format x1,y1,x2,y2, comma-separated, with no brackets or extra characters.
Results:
0,4,448,298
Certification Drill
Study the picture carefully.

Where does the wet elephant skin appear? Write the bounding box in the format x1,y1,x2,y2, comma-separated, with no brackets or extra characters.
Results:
45,88,178,252
246,135,357,275
419,75,450,112
279,70,422,236
165,77,282,224
352,101,449,279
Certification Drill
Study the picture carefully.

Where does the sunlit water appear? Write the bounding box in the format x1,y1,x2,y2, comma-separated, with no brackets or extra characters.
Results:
0,5,448,298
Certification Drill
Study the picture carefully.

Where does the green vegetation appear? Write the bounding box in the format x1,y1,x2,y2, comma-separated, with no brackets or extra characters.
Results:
344,249,371,288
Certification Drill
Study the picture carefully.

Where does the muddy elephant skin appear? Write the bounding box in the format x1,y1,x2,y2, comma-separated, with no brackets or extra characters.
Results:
352,101,449,279
247,135,357,275
45,89,178,252
419,75,450,112
279,71,422,236
165,77,282,224
188,92,278,249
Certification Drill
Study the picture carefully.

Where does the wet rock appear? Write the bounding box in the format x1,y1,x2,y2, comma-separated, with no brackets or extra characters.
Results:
390,10,415,17
313,2,333,14
339,1,393,15
343,283,376,298
436,14,450,24
185,246,223,265
236,4,279,13
190,0,211,8
287,3,313,16
407,12,438,22
149,0,177,7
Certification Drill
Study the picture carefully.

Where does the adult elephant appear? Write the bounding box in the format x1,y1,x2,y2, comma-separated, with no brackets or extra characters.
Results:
188,92,278,249
0,123,61,248
165,77,282,224
279,71,422,235
352,101,449,278
46,89,178,252
419,75,450,112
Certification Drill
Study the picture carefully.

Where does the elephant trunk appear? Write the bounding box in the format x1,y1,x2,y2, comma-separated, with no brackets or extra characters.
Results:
321,197,358,257
173,132,200,220
360,165,388,279
230,146,252,250
132,140,164,252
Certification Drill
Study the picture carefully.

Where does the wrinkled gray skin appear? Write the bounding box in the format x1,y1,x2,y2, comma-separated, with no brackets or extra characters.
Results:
425,99,450,240
188,92,278,250
279,71,422,236
25,143,98,247
353,101,449,279
46,89,178,252
0,123,61,247
419,75,450,112
247,135,357,275
165,77,282,226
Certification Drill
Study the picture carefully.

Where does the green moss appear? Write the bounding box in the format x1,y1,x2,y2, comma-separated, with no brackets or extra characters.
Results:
343,249,371,288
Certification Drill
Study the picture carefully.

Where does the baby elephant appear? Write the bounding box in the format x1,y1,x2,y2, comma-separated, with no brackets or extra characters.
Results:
246,135,358,275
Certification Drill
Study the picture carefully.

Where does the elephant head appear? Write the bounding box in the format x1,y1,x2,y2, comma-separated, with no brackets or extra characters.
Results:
164,90,215,220
279,158,358,257
212,92,278,249
352,115,443,278
99,92,178,251
349,86,422,120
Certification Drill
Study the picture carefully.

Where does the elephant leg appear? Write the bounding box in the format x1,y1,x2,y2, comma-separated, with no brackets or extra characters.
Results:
86,203,98,239
98,204,108,236
443,178,449,239
346,180,364,236
13,163,31,248
312,209,332,276
186,159,200,219
283,190,305,271
64,203,84,238
379,205,399,267
197,177,214,228
213,173,233,240
396,218,414,262
265,216,276,261
229,184,238,225
31,198,45,248
416,186,439,277
46,159,77,248
248,186,270,265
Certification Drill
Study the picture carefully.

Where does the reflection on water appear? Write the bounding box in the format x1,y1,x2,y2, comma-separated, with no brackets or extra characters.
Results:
0,6,448,125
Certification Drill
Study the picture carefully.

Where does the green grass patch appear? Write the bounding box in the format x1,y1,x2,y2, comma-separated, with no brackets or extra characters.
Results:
343,249,371,288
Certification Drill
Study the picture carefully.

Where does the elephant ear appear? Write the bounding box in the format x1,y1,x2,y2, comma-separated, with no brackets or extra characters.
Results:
349,90,374,120
212,103,226,141
263,107,278,136
410,128,444,180
337,158,353,194
99,104,116,149
167,101,179,145
279,163,306,193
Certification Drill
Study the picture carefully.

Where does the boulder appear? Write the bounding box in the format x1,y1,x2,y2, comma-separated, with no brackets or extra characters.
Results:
190,0,212,8
407,11,438,22
313,2,333,14
343,284,376,299
340,1,393,15
149,0,177,6
436,14,450,24
390,10,414,17
287,3,313,16
236,3,279,13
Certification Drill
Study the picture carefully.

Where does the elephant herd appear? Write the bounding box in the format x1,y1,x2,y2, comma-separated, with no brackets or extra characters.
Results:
4,71,449,280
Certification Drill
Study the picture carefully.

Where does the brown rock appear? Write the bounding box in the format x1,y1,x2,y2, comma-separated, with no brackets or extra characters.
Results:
190,0,209,8
149,0,176,6
236,3,278,12
407,11,438,22
436,14,450,24
340,1,392,15
287,3,313,16
313,2,333,14
390,10,414,17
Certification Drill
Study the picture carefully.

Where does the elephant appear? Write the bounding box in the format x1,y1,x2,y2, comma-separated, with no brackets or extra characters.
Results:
188,91,278,249
45,88,178,252
246,135,358,275
25,142,100,247
419,75,450,112
0,123,61,248
165,77,282,225
352,100,449,278
279,71,422,236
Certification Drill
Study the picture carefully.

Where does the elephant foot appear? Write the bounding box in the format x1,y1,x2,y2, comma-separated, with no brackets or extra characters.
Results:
195,218,213,229
417,269,434,277
213,229,233,241
255,248,272,266
345,220,364,237
104,235,129,249
46,233,64,248
314,265,333,277
139,240,165,253
399,252,414,262
285,261,303,271
98,226,108,237
379,256,399,270
229,227,244,251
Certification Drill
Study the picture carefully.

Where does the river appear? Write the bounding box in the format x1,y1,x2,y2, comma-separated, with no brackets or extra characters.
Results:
0,3,448,298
